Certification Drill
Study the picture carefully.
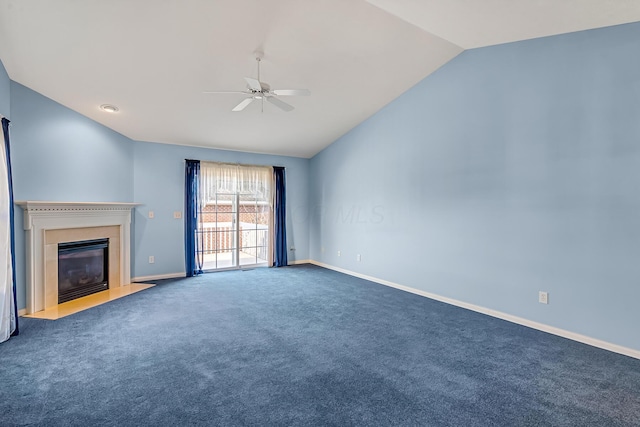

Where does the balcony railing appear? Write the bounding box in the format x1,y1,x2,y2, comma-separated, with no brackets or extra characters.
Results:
197,222,269,268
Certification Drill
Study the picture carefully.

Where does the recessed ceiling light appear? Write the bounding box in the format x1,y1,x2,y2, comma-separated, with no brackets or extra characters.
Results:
100,104,119,113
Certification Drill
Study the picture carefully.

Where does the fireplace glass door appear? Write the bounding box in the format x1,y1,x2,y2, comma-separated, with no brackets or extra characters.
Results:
58,238,109,303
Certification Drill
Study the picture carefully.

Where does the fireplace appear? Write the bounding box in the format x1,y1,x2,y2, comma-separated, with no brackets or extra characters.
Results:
58,238,109,303
16,201,139,314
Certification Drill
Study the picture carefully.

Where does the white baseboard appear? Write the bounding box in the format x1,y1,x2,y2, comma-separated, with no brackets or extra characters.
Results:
132,272,186,282
18,308,27,316
288,259,312,265
307,260,640,360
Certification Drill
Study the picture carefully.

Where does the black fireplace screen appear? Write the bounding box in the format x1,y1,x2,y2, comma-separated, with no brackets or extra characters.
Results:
58,238,109,304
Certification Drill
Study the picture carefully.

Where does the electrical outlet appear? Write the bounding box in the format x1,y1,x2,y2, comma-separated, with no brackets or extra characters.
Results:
148,211,154,219
357,254,361,262
173,211,182,219
539,291,548,304
149,256,155,264
337,250,341,257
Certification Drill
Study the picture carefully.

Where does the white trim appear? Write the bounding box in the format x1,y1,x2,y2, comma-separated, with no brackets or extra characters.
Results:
307,260,640,360
18,308,26,317
288,259,312,265
132,272,186,282
15,201,140,210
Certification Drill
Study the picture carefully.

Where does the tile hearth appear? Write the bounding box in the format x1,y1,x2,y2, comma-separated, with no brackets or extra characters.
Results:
23,284,155,320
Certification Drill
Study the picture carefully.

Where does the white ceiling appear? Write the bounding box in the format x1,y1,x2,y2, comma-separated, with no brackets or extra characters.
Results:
366,0,640,49
0,1,638,158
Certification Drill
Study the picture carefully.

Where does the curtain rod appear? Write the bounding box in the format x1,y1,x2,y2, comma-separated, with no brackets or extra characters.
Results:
185,159,285,169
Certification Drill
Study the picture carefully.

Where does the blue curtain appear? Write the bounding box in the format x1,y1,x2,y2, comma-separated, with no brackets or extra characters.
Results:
2,117,18,338
184,160,203,277
273,166,287,267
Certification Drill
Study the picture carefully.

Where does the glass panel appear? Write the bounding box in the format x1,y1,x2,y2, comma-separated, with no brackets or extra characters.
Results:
214,249,235,269
241,229,257,253
201,192,237,271
202,252,217,271
238,191,269,267
255,204,270,227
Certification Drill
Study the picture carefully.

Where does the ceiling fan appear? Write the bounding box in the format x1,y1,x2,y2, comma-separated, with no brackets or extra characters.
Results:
204,56,310,112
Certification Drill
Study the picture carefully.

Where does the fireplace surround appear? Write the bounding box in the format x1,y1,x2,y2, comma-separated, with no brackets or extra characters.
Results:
16,201,139,314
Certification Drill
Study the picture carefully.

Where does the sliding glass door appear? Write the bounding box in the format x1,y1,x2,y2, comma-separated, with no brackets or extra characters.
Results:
198,163,272,271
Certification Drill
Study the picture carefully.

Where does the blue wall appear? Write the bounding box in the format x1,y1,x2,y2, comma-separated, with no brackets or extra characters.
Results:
309,23,640,351
9,82,136,309
132,141,310,278
10,82,135,202
0,59,9,118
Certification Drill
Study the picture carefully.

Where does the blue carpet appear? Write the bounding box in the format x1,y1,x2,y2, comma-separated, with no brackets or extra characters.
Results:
1,264,639,426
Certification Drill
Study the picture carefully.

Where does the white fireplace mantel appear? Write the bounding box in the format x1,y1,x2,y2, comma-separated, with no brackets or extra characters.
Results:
16,201,140,314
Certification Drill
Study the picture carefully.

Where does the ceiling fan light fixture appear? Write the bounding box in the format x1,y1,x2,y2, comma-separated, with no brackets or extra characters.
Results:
100,104,119,113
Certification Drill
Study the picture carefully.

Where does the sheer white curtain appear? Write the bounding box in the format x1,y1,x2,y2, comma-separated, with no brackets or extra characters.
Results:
200,162,272,202
1,117,16,343
200,162,274,265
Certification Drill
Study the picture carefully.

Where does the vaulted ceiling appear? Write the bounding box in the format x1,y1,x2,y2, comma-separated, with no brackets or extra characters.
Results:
1,0,639,158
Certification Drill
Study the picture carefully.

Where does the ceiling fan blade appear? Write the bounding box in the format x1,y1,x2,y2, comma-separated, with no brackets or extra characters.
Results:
203,90,249,94
244,77,263,91
272,89,310,96
232,97,255,112
266,96,294,112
